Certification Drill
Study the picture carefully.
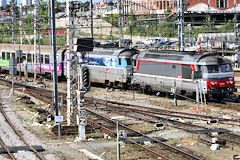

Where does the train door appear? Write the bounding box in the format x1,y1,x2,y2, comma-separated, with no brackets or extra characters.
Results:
27,54,32,73
181,65,195,95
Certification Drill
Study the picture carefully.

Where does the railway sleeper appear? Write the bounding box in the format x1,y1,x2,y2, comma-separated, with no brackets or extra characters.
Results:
0,146,45,154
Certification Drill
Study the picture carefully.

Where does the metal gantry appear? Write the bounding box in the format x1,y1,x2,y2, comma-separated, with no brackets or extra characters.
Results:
11,0,17,44
118,0,123,47
66,0,76,126
177,0,185,51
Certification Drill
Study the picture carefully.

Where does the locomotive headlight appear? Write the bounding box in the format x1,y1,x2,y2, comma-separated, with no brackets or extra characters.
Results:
229,81,233,84
211,82,215,86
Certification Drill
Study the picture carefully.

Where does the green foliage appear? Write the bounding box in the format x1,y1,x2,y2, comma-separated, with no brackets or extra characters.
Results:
81,2,90,11
105,35,118,40
24,14,34,35
128,9,136,23
105,13,118,27
166,6,172,13
191,17,219,37
124,9,177,37
219,19,234,33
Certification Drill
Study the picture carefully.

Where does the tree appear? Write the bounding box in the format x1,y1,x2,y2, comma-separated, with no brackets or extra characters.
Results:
220,19,234,33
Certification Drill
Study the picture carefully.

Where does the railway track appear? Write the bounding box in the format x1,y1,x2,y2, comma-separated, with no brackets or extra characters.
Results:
0,136,15,160
84,98,240,146
0,100,45,160
1,77,239,125
1,77,240,158
0,78,205,160
86,98,240,125
87,109,204,160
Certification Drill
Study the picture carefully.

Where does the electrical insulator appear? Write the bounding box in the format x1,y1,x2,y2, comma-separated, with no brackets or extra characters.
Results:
81,66,90,90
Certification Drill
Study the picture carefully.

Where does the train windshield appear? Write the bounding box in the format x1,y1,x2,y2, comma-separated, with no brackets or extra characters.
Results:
220,64,232,72
202,64,232,73
205,65,219,73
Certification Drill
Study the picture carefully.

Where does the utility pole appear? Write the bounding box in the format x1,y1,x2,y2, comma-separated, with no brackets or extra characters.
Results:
20,3,23,44
48,0,52,46
34,2,40,82
118,0,123,47
177,0,184,51
116,122,120,160
234,0,240,68
51,0,59,116
66,0,71,126
11,0,16,44
90,0,93,38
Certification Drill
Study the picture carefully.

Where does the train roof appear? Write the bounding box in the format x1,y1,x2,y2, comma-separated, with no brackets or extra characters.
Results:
90,48,139,58
0,44,66,54
137,50,231,65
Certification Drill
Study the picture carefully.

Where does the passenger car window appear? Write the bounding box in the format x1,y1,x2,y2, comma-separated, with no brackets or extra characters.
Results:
12,53,15,59
41,55,44,63
45,55,50,64
22,54,26,62
27,54,31,62
2,52,5,60
7,52,10,60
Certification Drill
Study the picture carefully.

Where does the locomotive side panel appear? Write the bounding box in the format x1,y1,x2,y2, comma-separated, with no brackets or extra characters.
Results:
85,49,135,86
133,61,201,95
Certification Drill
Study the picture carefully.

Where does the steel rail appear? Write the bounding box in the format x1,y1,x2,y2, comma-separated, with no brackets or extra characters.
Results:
87,109,203,160
0,106,16,160
0,77,239,123
87,119,171,160
0,137,15,160
89,102,240,146
0,103,45,160
89,97,240,124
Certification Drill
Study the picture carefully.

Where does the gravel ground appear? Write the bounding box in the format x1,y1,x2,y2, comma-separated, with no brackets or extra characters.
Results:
0,85,63,160
2,75,240,160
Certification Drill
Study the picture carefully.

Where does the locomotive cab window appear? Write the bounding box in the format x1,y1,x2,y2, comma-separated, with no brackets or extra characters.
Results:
204,65,219,73
45,55,50,64
133,60,137,67
7,52,10,60
126,58,131,65
119,58,121,65
220,64,232,72
2,52,5,60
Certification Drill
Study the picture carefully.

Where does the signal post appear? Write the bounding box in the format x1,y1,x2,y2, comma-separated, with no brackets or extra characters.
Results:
74,38,93,140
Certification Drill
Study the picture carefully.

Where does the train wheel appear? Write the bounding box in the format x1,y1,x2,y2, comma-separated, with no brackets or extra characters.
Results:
145,86,152,94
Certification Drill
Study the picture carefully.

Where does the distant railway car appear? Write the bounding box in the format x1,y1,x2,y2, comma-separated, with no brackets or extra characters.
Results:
83,48,138,87
0,44,237,99
132,50,236,99
0,44,66,77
